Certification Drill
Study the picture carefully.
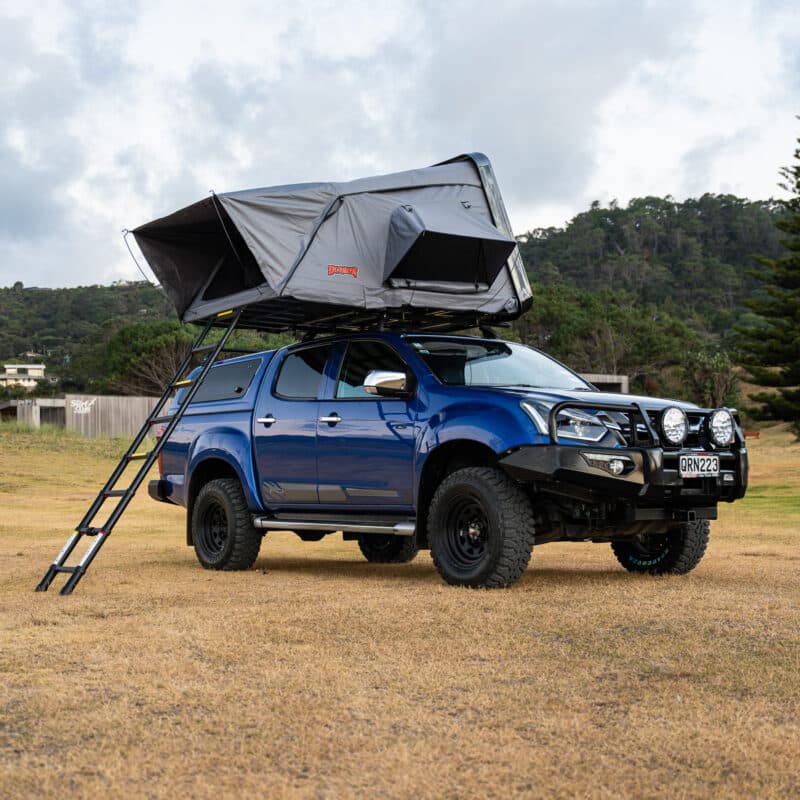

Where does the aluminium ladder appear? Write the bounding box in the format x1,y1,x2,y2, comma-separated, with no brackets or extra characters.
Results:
35,309,243,595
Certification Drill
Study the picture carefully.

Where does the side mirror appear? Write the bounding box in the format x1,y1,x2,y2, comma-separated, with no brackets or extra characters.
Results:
364,370,410,397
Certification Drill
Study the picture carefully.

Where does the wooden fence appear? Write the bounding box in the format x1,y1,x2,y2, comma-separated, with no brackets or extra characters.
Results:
65,395,159,438
14,398,66,427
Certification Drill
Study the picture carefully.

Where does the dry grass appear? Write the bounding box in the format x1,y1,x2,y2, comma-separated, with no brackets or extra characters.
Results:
1,423,798,799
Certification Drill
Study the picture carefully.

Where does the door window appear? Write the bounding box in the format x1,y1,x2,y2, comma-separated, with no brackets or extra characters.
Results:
274,345,332,399
336,341,409,399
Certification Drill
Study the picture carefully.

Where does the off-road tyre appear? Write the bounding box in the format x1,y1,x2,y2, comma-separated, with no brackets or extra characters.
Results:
192,478,261,570
357,534,419,563
611,520,710,575
427,467,535,588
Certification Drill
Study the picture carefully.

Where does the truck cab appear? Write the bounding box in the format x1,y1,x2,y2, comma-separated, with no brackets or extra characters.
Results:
150,331,748,588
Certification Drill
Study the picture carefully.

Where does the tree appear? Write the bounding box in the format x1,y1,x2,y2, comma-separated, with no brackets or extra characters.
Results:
681,347,740,408
739,126,800,436
79,320,294,396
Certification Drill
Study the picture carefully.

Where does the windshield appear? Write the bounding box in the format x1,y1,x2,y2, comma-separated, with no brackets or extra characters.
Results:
407,337,592,391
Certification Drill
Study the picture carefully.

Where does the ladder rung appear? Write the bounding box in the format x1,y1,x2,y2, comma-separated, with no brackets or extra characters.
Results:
103,489,128,497
77,527,104,536
128,451,151,461
150,416,173,425
173,379,193,387
192,343,216,354
52,565,80,574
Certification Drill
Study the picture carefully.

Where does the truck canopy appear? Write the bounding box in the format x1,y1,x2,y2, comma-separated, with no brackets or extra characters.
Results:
132,153,532,333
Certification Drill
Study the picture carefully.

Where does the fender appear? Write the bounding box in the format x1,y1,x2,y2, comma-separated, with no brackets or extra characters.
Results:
186,424,262,511
414,400,538,491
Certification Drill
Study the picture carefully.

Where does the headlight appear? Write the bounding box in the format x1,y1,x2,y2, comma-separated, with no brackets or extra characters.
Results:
661,406,688,446
521,402,609,442
708,409,734,447
555,408,608,442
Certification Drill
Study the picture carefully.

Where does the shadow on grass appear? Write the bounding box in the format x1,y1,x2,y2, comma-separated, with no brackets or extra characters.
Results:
161,554,645,588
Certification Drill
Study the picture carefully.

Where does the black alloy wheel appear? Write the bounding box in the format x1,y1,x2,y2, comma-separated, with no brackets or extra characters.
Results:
198,501,229,558
442,496,490,570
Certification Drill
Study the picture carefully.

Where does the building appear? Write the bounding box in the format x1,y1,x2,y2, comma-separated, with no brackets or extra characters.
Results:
580,373,630,393
0,364,47,391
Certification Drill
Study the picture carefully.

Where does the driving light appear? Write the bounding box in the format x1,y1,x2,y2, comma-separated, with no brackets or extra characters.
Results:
661,407,688,446
708,409,734,447
581,452,634,476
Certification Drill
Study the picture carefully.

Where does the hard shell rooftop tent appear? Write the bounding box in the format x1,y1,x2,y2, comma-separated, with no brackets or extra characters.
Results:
132,153,532,333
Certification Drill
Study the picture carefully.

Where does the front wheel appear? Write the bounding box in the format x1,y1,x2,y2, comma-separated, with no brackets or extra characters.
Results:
611,520,710,575
357,534,419,564
192,478,261,570
427,467,535,588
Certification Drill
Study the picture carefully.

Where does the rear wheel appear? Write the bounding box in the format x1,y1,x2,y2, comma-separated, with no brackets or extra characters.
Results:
192,478,261,570
611,520,710,575
427,467,535,588
357,534,418,564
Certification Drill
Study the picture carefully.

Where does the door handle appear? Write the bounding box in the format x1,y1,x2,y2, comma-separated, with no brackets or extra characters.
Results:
319,413,342,425
257,415,276,426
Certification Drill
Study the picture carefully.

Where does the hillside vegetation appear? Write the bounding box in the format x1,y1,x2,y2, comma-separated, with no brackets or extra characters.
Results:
0,193,785,401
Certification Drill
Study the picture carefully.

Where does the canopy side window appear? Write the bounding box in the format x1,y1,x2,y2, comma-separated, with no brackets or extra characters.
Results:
189,359,261,403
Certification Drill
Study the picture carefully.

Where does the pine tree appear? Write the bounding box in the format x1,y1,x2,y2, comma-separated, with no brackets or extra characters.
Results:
740,127,800,436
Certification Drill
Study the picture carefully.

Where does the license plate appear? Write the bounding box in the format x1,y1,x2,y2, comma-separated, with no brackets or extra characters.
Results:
679,453,720,478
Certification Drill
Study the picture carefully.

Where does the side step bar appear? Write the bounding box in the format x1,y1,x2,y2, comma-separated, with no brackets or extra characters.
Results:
253,517,415,536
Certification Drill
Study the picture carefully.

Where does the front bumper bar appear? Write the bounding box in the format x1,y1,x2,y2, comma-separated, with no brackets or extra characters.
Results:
499,443,748,508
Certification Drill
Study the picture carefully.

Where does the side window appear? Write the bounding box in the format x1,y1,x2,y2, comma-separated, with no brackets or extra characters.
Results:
336,341,409,399
191,359,260,403
274,345,332,399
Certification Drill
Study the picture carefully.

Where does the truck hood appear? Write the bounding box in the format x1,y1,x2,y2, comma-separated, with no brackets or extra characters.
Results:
488,386,699,412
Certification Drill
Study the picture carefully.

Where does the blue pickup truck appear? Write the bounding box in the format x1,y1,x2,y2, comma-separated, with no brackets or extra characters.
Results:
149,331,748,588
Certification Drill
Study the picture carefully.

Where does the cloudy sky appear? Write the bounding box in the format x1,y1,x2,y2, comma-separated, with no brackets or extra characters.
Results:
1,0,799,288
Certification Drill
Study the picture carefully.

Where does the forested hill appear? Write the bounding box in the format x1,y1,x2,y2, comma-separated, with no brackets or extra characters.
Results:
507,194,785,401
0,281,175,366
0,193,786,402
516,194,784,334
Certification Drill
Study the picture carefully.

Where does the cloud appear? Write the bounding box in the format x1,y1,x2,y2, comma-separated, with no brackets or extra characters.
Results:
0,16,86,241
0,0,798,288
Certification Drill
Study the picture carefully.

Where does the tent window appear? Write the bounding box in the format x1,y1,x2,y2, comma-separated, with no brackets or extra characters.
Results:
391,232,489,285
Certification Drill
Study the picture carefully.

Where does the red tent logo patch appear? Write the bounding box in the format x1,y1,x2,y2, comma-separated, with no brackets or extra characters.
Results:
328,265,359,278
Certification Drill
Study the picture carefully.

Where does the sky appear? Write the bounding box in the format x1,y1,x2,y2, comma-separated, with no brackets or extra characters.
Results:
1,0,799,288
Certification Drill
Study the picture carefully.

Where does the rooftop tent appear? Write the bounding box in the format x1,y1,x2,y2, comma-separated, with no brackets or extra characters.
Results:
132,153,532,333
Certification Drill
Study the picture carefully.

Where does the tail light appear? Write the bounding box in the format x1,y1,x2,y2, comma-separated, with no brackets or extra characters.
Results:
154,425,167,475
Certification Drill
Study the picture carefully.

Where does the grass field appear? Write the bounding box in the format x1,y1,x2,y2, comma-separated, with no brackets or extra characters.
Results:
1,423,798,799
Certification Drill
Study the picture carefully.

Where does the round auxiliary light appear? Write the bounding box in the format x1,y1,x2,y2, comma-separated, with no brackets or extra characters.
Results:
661,406,688,446
608,458,625,476
708,409,734,447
